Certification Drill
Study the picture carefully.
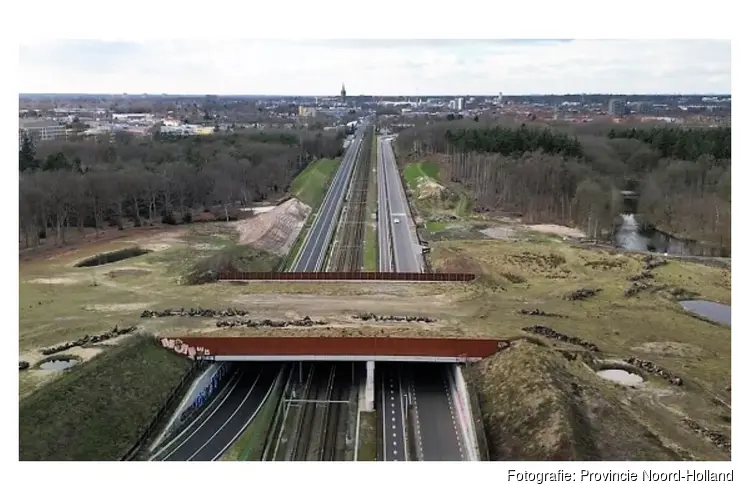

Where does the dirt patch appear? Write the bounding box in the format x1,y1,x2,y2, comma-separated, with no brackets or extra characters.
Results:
230,293,455,318
481,226,517,240
415,176,446,201
141,243,172,252
523,224,586,239
28,276,84,285
83,302,153,313
233,198,311,256
106,268,152,278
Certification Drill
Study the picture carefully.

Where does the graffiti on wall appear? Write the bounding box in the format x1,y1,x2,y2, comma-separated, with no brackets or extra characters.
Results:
160,338,212,359
178,363,230,424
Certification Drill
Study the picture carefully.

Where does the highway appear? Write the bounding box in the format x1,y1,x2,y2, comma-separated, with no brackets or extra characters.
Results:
292,132,364,272
376,137,393,272
378,137,422,272
377,363,408,461
375,134,466,461
149,364,277,461
409,364,465,461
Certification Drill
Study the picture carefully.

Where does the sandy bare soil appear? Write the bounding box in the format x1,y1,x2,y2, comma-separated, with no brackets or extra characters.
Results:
480,226,517,240
234,199,311,255
523,223,586,239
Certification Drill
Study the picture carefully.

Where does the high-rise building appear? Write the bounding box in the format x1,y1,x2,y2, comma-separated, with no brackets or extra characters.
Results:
497,92,503,106
456,97,464,111
608,99,626,116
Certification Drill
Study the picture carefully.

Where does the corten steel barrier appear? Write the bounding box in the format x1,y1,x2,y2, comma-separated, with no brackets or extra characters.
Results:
160,336,501,359
217,271,475,282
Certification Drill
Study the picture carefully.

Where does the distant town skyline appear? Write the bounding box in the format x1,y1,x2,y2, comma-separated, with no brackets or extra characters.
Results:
19,39,731,95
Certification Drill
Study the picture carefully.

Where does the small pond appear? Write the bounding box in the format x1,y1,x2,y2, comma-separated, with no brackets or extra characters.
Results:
39,358,80,371
680,300,731,326
597,369,644,386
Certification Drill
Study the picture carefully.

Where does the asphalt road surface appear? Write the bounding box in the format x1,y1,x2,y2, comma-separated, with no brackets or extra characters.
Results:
377,137,393,272
378,137,422,272
409,364,465,461
377,363,408,461
292,132,364,272
150,364,277,461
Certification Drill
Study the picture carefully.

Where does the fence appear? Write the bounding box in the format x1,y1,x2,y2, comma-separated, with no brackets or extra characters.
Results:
120,345,207,461
218,271,475,282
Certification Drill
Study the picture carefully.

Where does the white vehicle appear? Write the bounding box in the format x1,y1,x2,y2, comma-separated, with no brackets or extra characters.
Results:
393,217,400,224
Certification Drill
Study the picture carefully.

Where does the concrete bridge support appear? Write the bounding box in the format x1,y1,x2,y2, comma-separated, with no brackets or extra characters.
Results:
365,361,375,411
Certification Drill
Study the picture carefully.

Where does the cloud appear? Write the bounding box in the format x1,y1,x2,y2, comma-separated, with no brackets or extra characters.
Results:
18,39,730,95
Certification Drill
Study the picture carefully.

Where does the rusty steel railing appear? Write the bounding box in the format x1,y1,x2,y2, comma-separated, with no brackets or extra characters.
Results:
217,271,475,282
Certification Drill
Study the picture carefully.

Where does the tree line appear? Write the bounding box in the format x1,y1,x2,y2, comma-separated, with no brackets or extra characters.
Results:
397,121,730,253
19,131,344,248
607,126,730,162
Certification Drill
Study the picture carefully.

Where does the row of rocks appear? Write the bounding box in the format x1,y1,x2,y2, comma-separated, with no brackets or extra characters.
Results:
625,357,683,386
216,316,328,328
141,307,249,318
624,281,653,297
518,309,565,318
564,287,602,301
521,325,600,352
19,361,30,371
628,270,654,282
352,313,436,323
683,418,730,452
39,325,137,355
643,255,668,270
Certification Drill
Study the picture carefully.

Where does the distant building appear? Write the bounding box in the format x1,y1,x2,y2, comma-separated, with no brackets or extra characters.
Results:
608,99,626,116
298,105,317,117
340,83,347,102
634,102,653,114
456,97,464,111
19,119,68,146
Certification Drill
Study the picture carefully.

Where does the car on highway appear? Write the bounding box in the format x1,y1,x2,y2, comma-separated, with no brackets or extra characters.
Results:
393,217,400,224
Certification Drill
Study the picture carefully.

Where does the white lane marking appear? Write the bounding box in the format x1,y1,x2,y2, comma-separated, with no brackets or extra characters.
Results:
381,371,388,462
155,370,242,461
186,370,262,461
443,371,466,460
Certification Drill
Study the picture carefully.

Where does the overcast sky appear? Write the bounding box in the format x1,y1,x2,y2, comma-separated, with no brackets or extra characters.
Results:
19,39,731,95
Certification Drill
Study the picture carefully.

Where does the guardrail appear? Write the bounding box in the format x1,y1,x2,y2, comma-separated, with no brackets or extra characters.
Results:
218,271,475,282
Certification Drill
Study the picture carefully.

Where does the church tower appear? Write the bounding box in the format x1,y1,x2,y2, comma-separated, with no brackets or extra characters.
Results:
340,83,347,102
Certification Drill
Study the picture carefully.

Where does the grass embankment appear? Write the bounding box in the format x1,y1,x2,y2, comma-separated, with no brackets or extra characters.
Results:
19,335,192,461
220,369,286,461
432,239,731,460
284,158,341,269
357,411,377,461
363,132,378,271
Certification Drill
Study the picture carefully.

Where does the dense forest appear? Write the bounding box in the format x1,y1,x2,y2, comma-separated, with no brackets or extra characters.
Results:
18,130,344,248
397,122,731,252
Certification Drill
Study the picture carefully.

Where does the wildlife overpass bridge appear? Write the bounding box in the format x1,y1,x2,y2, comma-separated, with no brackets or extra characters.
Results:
159,335,500,415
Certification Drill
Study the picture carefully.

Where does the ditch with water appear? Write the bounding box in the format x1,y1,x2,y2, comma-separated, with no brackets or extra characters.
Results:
614,214,727,257
38,358,80,371
596,369,644,386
